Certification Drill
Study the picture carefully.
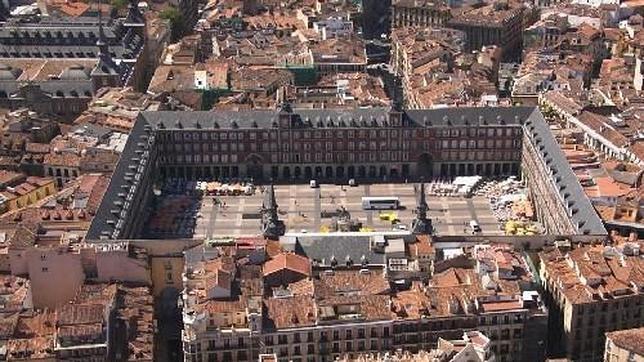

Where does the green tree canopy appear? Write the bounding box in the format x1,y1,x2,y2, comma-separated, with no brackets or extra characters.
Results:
110,0,127,10
159,6,186,40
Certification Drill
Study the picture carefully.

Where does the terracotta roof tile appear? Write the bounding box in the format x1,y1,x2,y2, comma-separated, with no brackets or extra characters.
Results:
606,327,644,356
264,295,316,329
263,252,311,277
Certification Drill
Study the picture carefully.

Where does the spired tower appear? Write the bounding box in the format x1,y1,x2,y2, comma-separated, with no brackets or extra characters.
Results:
411,182,433,234
261,184,285,239
123,0,145,29
90,5,124,91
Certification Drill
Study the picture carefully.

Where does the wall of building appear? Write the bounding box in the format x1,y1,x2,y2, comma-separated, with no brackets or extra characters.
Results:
433,234,601,250
130,239,201,296
184,321,395,362
46,166,80,188
604,338,642,362
9,248,29,276
0,90,91,122
390,4,450,28
95,250,151,285
539,255,644,361
2,180,56,211
25,248,85,309
153,124,523,182
185,309,541,362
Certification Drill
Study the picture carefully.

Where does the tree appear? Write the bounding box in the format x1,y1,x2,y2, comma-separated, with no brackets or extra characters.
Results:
159,6,186,40
110,0,127,10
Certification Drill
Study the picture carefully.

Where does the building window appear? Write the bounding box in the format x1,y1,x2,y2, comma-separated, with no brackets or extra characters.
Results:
41,267,48,272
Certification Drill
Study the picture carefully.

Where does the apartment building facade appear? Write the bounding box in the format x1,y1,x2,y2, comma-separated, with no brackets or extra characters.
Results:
539,244,644,361
390,0,451,28
87,106,607,242
604,327,644,362
181,240,547,362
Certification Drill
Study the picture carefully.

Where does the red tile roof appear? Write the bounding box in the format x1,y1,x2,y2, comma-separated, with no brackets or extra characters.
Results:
263,252,311,277
606,327,644,356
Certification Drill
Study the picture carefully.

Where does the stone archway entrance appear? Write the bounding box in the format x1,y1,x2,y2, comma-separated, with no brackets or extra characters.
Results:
245,154,264,181
417,153,433,179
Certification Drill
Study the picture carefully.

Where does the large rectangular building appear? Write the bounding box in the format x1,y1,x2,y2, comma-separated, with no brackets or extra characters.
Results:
539,244,644,362
86,106,606,241
181,240,547,362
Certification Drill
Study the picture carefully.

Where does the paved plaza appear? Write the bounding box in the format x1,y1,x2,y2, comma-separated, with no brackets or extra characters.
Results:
190,183,504,238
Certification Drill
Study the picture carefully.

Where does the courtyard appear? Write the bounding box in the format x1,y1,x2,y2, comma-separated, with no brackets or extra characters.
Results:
176,183,505,238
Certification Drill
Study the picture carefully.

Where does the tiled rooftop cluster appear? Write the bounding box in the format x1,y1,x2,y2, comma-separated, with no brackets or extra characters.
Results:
449,2,525,27
42,123,126,183
0,109,61,170
391,26,502,108
181,236,544,361
74,87,164,133
0,12,146,119
538,242,643,360
0,173,110,243
148,0,372,111
0,282,154,361
605,327,644,360
512,50,593,101
0,0,643,360
539,243,644,304
0,176,55,214
276,73,390,110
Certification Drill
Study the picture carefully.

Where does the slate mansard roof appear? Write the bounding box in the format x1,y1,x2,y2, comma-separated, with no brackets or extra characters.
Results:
0,20,144,60
86,107,606,240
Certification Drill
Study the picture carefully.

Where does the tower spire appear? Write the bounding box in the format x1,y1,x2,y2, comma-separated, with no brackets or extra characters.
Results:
261,184,285,239
411,181,432,234
262,184,278,214
124,0,145,27
96,0,109,56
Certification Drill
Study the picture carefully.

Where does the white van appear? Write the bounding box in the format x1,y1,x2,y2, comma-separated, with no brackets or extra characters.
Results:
469,220,481,233
310,180,318,188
